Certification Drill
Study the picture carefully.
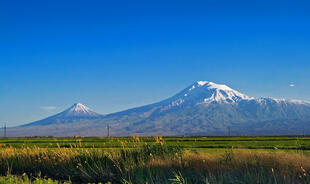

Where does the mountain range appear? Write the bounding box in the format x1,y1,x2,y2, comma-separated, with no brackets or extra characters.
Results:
6,81,310,137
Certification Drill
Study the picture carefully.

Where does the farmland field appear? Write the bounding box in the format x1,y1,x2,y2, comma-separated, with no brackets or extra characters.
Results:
2,136,310,149
0,136,310,183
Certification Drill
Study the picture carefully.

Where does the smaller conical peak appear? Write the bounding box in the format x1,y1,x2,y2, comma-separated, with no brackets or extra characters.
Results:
70,103,91,113
54,103,102,118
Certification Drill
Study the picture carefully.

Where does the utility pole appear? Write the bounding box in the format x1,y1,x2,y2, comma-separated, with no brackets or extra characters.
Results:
228,126,231,137
302,126,305,137
4,123,6,138
107,124,110,137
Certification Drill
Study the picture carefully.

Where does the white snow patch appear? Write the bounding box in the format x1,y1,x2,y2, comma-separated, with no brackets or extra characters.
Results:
285,99,310,105
206,82,232,91
64,103,100,116
162,81,309,111
256,98,310,106
195,81,233,91
190,81,252,104
197,81,208,86
189,85,196,91
69,103,91,113
171,99,184,106
201,89,252,105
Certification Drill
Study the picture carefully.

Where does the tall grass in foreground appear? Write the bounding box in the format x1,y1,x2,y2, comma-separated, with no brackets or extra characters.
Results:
0,137,309,183
0,175,71,184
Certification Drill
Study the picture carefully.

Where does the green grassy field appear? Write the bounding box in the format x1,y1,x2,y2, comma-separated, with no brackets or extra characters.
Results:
1,136,310,150
0,136,310,184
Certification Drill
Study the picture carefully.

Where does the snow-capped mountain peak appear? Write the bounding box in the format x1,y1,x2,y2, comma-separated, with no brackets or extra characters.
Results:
162,81,310,112
69,103,92,113
164,81,253,108
56,103,102,118
193,81,310,106
178,81,252,105
197,81,233,91
197,81,252,104
21,103,103,127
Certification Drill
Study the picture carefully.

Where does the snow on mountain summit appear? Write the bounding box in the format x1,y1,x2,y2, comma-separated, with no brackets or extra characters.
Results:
197,81,233,91
158,81,310,114
21,103,103,127
167,81,252,106
196,81,252,104
192,81,310,106
68,103,92,114
56,103,102,118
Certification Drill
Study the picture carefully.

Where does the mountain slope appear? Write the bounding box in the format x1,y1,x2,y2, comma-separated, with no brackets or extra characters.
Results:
22,103,103,127
7,81,310,137
99,81,310,136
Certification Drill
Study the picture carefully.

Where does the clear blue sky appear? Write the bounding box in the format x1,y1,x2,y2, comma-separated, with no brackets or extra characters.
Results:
1,0,310,126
